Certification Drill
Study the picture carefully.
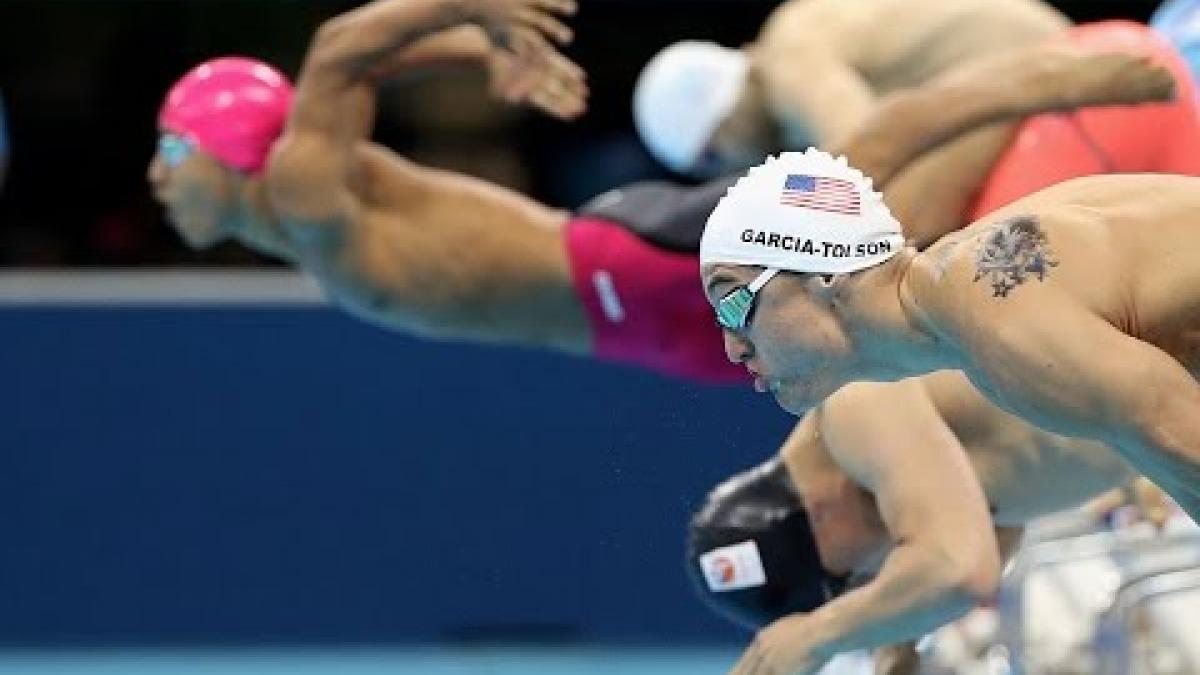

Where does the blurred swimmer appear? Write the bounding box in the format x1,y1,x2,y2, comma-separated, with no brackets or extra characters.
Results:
689,371,1143,674
633,0,1069,176
149,0,1172,384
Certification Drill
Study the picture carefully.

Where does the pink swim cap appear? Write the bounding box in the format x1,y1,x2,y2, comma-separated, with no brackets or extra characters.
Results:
158,57,293,174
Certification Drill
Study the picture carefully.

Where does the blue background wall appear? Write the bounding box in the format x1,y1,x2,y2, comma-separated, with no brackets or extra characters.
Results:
0,304,795,646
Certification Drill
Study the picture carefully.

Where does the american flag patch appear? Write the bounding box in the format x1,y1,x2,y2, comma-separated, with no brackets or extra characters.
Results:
780,174,861,215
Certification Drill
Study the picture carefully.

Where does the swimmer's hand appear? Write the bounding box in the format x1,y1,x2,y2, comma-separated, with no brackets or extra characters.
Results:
729,613,832,675
872,642,920,675
487,44,588,119
1085,477,1172,531
469,0,577,58
1040,46,1176,108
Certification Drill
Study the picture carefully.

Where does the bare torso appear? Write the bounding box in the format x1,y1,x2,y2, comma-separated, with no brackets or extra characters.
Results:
758,0,1069,143
838,0,1070,91
783,371,1131,533
264,143,589,353
771,0,1069,92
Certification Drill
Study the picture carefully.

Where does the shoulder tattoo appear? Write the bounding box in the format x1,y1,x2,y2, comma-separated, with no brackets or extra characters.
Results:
972,215,1059,298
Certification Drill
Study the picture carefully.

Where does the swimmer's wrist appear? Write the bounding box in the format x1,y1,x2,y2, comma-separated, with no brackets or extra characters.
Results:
792,613,840,662
456,0,492,25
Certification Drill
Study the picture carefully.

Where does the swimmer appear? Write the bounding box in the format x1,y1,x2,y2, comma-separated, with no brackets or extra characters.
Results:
688,370,1143,674
633,0,1069,176
149,0,1173,384
699,30,1200,548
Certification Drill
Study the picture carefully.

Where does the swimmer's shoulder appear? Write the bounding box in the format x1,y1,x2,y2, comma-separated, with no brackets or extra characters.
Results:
905,186,1110,331
818,378,939,458
918,370,1013,440
757,0,870,58
779,408,837,485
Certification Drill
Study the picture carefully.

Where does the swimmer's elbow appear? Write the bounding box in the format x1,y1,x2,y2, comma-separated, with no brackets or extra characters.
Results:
310,12,383,75
1125,374,1200,454
934,540,1002,606
311,16,358,65
954,560,1001,606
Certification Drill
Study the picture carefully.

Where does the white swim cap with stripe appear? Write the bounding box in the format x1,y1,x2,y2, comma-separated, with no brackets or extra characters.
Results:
700,150,905,275
634,41,749,173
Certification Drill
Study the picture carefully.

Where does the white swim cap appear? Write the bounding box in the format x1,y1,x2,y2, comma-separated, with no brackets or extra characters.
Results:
700,150,904,275
634,41,749,173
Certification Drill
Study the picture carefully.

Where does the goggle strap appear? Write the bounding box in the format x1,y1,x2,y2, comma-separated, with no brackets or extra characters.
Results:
747,267,780,293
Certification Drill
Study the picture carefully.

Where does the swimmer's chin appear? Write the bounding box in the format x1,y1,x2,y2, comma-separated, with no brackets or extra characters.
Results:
772,386,811,413
169,220,226,250
770,383,816,416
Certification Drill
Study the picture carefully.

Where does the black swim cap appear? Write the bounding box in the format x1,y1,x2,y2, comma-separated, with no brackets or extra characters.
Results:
686,457,847,629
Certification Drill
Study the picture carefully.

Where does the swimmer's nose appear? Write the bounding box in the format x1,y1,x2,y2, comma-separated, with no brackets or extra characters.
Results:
147,154,166,190
723,331,752,364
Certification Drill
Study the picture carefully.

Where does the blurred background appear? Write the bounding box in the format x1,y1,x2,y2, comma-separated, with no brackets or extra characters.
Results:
0,0,1166,266
0,1,1191,674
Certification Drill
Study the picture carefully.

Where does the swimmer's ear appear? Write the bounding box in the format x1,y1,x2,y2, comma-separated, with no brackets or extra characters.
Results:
802,273,842,304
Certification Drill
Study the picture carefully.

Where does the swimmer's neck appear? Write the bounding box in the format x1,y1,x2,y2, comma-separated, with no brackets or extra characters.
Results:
837,248,955,380
225,177,300,262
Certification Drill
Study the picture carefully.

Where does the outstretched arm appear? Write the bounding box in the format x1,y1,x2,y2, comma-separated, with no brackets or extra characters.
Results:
375,25,587,118
730,379,1001,675
831,41,1176,188
266,0,575,224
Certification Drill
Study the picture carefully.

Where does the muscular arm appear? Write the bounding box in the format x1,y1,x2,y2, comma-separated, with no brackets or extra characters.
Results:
882,123,1019,249
925,215,1200,522
830,41,1176,189
266,0,574,225
266,0,483,225
867,525,1023,675
387,24,493,68
803,379,1001,655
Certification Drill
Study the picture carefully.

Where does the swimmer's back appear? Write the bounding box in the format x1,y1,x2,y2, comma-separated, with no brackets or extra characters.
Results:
761,0,1069,92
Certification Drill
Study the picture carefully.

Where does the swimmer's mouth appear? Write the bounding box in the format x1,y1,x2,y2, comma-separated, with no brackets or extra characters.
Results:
158,203,179,224
747,368,777,394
